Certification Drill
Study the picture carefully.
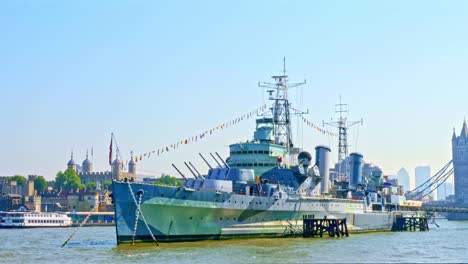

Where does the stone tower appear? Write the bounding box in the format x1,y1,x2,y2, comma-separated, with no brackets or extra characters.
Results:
452,119,468,204
128,152,137,175
112,158,123,180
82,150,93,173
67,151,76,171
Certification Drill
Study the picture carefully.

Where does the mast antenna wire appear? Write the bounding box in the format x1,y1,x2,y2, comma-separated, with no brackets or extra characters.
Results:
323,96,363,176
257,57,307,154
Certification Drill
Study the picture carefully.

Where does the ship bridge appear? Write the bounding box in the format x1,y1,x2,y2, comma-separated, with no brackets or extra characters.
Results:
227,124,288,177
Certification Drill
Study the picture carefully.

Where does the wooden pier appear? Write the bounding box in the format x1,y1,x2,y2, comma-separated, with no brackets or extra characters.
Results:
392,215,429,232
303,215,349,238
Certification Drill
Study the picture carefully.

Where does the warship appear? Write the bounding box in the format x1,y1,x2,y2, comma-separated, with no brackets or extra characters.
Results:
112,64,402,244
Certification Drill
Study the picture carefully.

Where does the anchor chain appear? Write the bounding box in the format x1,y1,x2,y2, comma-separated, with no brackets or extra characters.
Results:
131,191,143,244
61,203,98,247
127,181,159,246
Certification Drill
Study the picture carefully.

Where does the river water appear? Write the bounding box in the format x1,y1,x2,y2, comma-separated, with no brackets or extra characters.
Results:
1,219,467,263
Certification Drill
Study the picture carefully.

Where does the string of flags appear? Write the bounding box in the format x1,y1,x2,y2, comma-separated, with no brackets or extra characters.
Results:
124,104,268,165
301,116,338,137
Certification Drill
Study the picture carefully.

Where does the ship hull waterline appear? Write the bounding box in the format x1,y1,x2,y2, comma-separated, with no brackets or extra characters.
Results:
113,181,396,244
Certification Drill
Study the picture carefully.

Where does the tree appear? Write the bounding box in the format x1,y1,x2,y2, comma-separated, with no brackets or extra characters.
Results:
103,181,112,190
8,175,27,186
86,182,97,190
54,169,84,191
154,175,183,187
33,176,48,193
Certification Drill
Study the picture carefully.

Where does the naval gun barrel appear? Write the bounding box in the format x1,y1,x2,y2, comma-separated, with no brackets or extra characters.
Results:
171,164,188,182
210,153,223,168
189,162,204,179
215,152,229,168
199,153,213,170
184,162,199,179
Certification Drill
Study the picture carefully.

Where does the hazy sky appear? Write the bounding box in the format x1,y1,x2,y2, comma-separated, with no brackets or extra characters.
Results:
1,1,467,180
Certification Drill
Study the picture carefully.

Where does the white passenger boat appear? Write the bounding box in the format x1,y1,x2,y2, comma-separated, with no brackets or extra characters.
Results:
0,211,72,228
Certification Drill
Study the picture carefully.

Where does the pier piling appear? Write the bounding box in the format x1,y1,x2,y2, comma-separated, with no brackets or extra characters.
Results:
392,215,429,232
303,216,349,238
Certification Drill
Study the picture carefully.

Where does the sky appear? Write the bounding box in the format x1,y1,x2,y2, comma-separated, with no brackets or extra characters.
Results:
1,0,468,181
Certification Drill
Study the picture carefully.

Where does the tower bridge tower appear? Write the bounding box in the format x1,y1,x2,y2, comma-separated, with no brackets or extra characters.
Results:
452,119,468,204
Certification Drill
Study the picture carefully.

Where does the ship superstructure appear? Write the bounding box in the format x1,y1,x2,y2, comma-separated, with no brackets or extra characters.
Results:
112,64,405,244
227,59,306,176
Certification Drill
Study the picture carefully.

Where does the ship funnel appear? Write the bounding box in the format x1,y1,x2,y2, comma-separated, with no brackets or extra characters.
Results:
315,145,331,194
349,152,363,186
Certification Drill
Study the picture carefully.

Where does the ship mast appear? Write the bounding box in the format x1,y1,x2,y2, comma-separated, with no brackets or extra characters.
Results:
323,96,363,176
258,58,307,154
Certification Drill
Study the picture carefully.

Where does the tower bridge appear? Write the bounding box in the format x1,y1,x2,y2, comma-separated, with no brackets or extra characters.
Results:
404,120,468,218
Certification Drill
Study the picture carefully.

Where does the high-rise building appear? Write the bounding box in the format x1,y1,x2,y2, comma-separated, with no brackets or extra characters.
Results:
415,166,431,188
397,168,410,193
414,165,434,199
437,182,454,201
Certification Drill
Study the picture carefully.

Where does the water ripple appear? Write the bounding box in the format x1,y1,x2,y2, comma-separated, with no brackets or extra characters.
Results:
2,220,468,263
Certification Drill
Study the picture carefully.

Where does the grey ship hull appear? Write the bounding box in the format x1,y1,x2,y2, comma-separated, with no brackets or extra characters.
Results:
113,181,395,243
446,213,468,220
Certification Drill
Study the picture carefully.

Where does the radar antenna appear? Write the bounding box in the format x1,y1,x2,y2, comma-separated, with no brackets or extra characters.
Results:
258,57,307,153
323,96,363,176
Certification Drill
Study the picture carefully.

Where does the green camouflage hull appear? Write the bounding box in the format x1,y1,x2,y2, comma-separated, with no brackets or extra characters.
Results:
113,181,395,243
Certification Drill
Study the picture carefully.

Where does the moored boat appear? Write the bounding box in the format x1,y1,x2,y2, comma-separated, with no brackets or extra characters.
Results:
112,63,412,244
0,210,72,228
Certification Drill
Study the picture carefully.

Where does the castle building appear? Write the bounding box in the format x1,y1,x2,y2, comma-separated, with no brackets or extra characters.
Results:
67,152,77,171
452,120,468,204
66,151,137,188
82,150,93,173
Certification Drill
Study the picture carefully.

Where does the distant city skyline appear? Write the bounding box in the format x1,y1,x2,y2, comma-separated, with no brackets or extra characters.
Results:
396,168,410,193
415,166,431,190
437,182,454,201
2,1,468,179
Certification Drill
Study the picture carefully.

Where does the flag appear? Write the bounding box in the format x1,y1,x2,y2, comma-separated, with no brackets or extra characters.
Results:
108,136,113,165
